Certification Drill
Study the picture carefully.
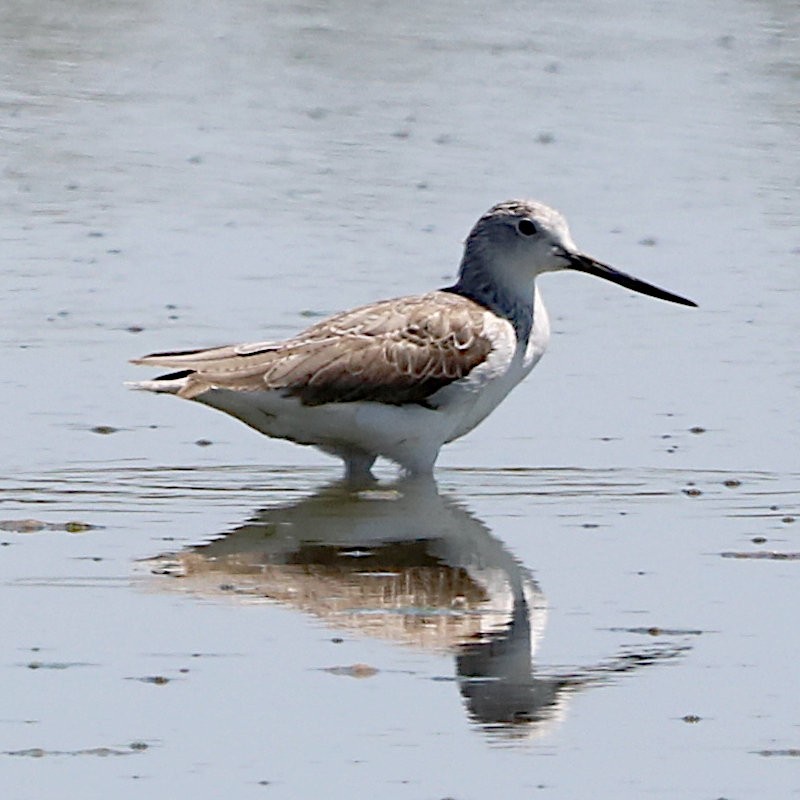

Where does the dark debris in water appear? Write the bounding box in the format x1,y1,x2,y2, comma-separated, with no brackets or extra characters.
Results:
755,748,800,757
322,663,379,679
4,742,147,758
0,519,98,533
721,551,800,560
609,626,704,637
26,661,96,670
128,675,171,685
91,425,119,435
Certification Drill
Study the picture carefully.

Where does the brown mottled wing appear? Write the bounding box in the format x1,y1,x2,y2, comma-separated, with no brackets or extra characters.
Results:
132,291,495,406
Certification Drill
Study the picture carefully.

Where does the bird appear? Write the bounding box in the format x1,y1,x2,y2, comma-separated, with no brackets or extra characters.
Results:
129,199,696,479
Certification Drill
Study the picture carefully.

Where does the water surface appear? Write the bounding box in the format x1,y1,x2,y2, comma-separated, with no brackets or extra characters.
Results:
1,1,798,797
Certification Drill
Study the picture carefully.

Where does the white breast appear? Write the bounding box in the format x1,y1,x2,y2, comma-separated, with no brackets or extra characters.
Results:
438,287,551,443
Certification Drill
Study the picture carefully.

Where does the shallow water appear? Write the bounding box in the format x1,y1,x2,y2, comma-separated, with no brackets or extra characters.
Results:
2,465,799,797
2,1,799,797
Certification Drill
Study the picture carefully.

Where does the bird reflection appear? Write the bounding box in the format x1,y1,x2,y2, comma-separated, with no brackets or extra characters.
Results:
144,476,686,739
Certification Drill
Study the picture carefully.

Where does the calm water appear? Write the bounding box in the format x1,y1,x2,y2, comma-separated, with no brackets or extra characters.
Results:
1,1,798,798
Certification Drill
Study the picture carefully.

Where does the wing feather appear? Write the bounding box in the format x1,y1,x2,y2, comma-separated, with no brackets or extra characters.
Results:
132,291,496,406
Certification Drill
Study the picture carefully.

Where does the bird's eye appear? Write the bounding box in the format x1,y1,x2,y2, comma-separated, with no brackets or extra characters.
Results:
517,219,537,236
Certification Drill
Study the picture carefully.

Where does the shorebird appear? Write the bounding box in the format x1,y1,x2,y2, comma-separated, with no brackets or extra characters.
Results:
130,200,696,478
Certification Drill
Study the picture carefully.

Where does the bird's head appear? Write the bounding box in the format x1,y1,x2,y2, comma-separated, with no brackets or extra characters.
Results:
462,200,696,307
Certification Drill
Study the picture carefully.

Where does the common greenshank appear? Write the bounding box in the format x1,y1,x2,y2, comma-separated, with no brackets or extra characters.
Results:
130,200,696,477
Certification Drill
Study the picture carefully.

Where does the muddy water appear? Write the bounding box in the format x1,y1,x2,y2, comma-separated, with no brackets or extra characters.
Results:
2,1,799,798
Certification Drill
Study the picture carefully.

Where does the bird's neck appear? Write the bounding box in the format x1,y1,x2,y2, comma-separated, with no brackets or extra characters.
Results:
446,242,536,341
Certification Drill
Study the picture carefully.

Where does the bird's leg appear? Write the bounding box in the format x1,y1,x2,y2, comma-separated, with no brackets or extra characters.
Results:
342,451,378,484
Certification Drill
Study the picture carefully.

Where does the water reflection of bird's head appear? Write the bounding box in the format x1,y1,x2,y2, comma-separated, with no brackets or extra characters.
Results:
456,590,570,738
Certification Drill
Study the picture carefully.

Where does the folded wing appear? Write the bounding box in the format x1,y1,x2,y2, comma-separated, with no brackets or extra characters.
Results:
132,291,495,406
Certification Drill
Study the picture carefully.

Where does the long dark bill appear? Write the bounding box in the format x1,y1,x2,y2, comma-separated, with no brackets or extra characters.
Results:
569,253,697,307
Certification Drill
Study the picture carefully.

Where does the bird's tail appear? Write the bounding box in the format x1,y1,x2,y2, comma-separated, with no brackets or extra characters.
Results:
125,369,193,395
